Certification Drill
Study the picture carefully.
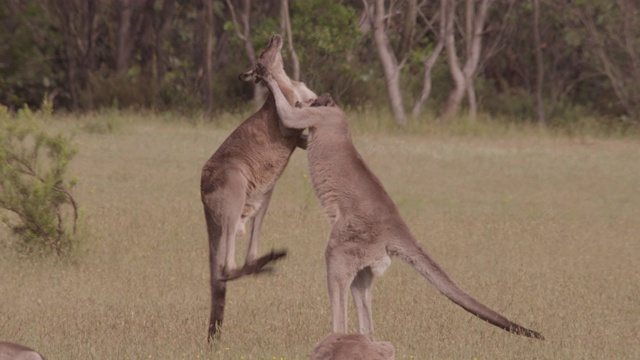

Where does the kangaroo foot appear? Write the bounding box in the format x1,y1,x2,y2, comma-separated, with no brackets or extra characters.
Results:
207,317,222,342
220,249,287,282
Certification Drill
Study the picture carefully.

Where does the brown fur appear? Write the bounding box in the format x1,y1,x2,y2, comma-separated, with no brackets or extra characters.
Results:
256,65,544,340
201,35,317,341
0,342,46,360
311,333,394,360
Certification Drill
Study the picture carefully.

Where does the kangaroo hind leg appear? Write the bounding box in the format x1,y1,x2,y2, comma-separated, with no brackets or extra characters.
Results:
245,188,275,264
221,187,288,281
351,266,376,338
326,244,359,334
205,207,226,341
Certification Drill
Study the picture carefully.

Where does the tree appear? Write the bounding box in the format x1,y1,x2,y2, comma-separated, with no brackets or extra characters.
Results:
0,1,59,110
367,0,409,125
363,0,445,125
195,0,216,117
412,1,445,118
532,0,545,126
115,0,135,74
439,0,491,122
49,0,98,110
284,0,364,105
0,0,637,125
568,0,640,121
225,0,265,109
280,0,300,81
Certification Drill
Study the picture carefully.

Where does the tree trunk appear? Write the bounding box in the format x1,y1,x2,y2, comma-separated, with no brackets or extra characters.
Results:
412,3,444,118
280,0,300,81
398,0,417,57
439,0,466,122
411,40,443,118
570,0,639,119
195,0,215,117
464,0,477,121
532,0,545,126
225,0,262,109
371,0,407,126
116,0,133,73
439,0,491,122
138,0,156,106
50,0,96,110
155,0,176,82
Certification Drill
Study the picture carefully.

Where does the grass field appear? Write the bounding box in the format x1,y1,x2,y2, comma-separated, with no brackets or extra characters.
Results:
1,113,639,359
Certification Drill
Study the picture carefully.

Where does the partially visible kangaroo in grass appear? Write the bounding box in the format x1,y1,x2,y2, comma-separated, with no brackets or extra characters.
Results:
201,34,317,340
311,333,394,360
0,342,46,360
255,64,544,340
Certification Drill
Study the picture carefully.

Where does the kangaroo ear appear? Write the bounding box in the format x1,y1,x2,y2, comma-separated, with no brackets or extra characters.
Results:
238,67,255,82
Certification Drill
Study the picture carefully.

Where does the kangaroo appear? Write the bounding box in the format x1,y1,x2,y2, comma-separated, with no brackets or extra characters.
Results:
254,64,544,340
0,342,46,360
201,34,318,340
311,333,394,360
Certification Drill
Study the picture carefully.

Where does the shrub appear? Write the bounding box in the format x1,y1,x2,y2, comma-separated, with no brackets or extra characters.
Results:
0,104,80,256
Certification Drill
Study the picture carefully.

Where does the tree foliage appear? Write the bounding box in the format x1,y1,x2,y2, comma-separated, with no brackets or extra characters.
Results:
0,0,637,126
0,103,79,256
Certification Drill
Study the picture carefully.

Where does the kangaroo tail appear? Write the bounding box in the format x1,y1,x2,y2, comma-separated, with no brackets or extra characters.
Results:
390,239,544,340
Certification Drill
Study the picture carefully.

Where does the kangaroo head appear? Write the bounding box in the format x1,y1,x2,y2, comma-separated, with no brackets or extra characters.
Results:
239,35,285,83
240,35,317,105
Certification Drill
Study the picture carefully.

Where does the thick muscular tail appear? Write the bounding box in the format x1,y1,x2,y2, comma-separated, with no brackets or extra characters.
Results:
390,239,544,340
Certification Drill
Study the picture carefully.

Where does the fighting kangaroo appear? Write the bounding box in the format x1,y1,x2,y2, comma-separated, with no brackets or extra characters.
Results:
0,342,46,360
201,35,317,340
255,65,544,340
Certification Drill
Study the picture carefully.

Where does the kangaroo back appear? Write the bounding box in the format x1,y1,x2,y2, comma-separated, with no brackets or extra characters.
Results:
389,238,544,340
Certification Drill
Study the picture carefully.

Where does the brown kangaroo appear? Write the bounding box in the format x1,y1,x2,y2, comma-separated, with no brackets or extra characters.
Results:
0,342,46,360
311,333,394,360
255,64,544,340
201,34,317,340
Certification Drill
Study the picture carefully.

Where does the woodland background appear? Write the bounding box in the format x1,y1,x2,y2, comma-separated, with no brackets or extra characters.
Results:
1,0,639,129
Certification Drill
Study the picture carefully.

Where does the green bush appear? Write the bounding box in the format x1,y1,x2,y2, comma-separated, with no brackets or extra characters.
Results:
0,104,80,256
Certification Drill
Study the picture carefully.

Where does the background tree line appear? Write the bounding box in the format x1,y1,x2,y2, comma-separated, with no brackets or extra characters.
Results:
1,0,638,128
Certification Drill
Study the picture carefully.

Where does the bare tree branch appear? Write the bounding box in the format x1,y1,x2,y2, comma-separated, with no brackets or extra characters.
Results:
280,0,300,81
370,0,408,125
533,0,546,126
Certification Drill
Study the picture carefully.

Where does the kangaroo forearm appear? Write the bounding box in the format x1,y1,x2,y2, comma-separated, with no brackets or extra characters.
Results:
265,78,307,129
265,75,333,130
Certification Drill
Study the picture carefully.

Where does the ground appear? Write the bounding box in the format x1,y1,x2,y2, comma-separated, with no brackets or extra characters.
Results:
1,114,638,359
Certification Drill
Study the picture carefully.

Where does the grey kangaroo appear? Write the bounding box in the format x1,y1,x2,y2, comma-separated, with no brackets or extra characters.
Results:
311,333,394,360
201,35,317,340
255,64,544,340
0,342,46,360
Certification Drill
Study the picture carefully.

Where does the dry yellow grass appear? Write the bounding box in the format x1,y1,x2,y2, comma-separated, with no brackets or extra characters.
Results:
1,114,639,359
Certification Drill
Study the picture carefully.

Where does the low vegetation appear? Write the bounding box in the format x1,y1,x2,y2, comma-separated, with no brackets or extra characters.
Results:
0,105,79,256
0,112,638,358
